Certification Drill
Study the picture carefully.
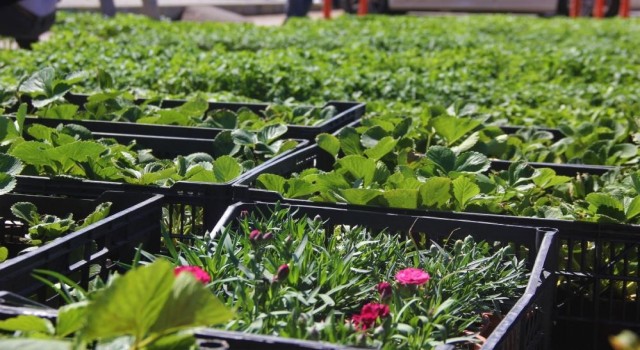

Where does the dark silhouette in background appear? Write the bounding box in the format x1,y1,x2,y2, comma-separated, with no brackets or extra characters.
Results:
286,0,313,20
0,0,58,49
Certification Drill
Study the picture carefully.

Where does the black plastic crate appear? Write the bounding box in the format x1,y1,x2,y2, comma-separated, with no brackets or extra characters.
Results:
0,191,162,305
232,145,638,349
12,128,309,239
16,93,365,141
208,202,557,350
0,201,557,350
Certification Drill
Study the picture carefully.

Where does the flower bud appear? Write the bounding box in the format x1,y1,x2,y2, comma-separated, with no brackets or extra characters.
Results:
262,232,273,240
240,210,249,218
275,264,289,282
376,281,392,300
313,214,322,222
249,229,261,241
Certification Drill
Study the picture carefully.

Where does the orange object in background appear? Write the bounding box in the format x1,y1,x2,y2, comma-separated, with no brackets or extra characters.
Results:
323,0,332,18
358,0,368,15
570,0,582,17
620,0,630,17
593,0,604,17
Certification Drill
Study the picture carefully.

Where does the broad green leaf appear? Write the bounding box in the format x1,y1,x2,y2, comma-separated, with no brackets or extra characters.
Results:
27,124,55,143
0,154,23,175
393,117,412,138
452,176,480,210
361,126,388,148
150,110,189,126
426,146,456,174
83,260,175,340
231,129,258,146
339,188,381,205
0,315,55,335
258,124,287,143
0,339,70,350
610,143,638,160
77,202,112,230
419,177,452,208
0,173,17,195
11,202,38,225
430,115,480,145
185,153,214,164
176,97,208,118
212,156,242,182
316,133,340,158
57,302,88,337
9,141,55,167
51,141,107,161
626,195,640,220
532,168,570,189
29,219,75,241
0,246,7,262
256,174,287,193
0,116,20,145
382,189,418,209
97,69,114,90
364,136,397,161
451,131,480,154
212,130,241,158
15,103,26,136
20,67,55,95
337,127,362,156
336,155,376,186
183,164,215,183
60,124,93,141
285,179,316,198
148,273,233,334
586,193,623,211
206,110,238,129
454,151,490,173
37,104,79,120
586,193,625,221
507,161,536,187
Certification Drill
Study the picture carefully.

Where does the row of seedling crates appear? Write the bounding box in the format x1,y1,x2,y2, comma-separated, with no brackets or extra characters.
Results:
0,96,636,350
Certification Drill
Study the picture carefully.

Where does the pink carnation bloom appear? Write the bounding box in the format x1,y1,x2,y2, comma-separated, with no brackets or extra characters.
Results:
351,302,390,331
174,266,211,284
395,267,430,286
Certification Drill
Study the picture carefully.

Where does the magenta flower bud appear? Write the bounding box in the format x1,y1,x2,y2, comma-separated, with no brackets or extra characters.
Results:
262,232,273,240
377,281,392,300
249,229,261,241
275,264,289,282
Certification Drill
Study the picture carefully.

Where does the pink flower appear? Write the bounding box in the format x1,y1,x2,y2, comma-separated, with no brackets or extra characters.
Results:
262,232,273,240
395,267,430,286
249,229,261,241
174,266,211,284
377,281,392,299
274,264,289,282
351,303,390,331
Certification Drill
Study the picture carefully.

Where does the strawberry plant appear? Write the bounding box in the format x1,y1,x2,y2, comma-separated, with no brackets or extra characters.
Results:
0,113,299,186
